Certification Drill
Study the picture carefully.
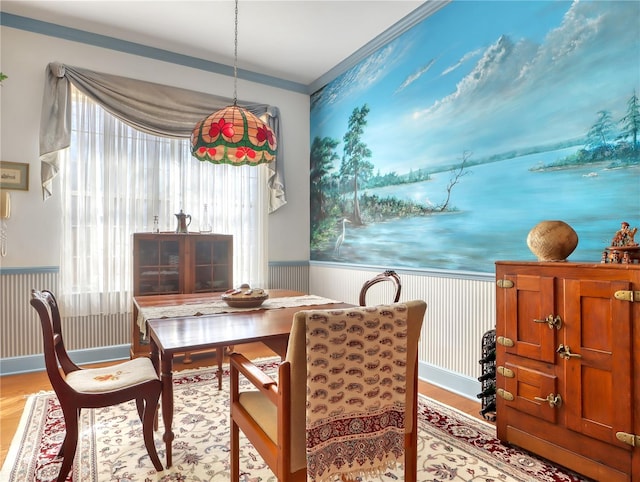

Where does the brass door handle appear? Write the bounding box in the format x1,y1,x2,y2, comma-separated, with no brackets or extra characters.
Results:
534,393,562,408
533,314,562,329
556,344,582,360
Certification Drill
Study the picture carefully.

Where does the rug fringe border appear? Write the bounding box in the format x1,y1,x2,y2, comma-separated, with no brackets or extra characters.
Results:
417,393,494,429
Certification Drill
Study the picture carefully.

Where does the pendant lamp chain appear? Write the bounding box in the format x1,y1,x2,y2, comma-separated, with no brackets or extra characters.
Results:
190,0,277,166
233,0,238,105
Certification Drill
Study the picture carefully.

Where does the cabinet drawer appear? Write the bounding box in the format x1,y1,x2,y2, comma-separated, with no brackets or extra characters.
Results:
501,362,559,424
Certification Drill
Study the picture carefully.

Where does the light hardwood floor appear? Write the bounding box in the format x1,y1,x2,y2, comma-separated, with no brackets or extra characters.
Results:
0,342,486,466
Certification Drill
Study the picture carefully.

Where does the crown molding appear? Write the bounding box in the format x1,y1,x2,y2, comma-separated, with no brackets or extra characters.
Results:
308,1,450,94
0,12,308,94
2,2,450,96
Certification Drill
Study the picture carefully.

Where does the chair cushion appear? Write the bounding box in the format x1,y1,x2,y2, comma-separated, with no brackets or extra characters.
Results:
238,391,277,442
238,381,307,472
66,357,159,393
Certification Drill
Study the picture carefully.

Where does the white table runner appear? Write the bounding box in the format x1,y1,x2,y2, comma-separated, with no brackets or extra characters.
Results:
137,295,342,336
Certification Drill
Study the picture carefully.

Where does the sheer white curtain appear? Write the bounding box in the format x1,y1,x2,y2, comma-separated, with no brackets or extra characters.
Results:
59,88,268,316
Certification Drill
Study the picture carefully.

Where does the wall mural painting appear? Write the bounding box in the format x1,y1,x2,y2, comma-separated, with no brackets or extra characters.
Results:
310,1,639,274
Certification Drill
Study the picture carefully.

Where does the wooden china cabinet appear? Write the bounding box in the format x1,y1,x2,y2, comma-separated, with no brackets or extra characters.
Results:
495,261,640,482
131,232,233,358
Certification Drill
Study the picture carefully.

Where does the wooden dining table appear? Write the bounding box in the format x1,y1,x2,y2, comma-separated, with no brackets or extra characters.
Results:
137,289,352,468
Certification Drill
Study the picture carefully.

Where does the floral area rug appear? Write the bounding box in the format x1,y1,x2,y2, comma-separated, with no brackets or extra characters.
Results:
1,357,592,482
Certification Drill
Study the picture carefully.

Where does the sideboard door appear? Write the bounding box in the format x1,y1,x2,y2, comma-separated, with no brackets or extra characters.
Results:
563,278,633,448
504,274,558,363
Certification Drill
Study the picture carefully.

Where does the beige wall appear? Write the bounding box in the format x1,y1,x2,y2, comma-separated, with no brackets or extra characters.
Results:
0,26,310,267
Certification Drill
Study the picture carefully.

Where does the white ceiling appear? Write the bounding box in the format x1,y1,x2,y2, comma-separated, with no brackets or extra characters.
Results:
2,0,428,88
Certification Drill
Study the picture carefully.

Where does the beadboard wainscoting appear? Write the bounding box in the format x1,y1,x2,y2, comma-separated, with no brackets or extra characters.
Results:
1,263,496,400
268,261,310,293
1,268,61,359
0,263,311,375
310,263,496,400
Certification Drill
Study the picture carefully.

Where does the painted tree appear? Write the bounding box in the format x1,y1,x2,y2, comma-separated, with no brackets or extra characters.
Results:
618,90,640,151
339,104,373,225
310,136,340,225
586,110,615,150
437,150,470,212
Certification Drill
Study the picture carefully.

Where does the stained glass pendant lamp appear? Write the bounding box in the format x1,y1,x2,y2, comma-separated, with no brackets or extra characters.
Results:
191,0,277,165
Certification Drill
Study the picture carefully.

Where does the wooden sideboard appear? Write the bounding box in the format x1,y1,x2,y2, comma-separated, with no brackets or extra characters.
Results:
131,232,233,357
495,261,639,482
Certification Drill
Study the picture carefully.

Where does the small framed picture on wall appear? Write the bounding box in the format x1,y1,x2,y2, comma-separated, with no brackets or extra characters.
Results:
0,161,29,190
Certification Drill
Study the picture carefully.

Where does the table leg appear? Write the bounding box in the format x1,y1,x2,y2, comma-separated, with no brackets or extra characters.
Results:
216,347,224,390
150,342,160,432
150,340,159,374
160,354,175,468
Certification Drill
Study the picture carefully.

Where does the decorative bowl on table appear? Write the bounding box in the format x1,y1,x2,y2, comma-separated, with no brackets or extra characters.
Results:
222,285,269,308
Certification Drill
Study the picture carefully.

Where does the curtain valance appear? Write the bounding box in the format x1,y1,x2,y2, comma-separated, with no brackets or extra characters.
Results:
39,62,286,212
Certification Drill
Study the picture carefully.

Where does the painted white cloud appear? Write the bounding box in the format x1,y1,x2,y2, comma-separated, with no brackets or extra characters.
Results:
395,0,639,171
395,58,436,93
441,48,483,76
312,40,405,111
313,1,639,176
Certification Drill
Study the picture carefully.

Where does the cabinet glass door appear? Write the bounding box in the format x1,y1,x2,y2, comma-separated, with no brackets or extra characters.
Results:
194,239,232,292
137,238,180,294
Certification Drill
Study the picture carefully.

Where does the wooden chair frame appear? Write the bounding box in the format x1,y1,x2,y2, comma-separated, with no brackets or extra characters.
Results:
359,269,402,306
229,300,426,482
30,290,164,481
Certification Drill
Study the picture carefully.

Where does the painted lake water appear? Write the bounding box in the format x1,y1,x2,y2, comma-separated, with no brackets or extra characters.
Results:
314,148,640,273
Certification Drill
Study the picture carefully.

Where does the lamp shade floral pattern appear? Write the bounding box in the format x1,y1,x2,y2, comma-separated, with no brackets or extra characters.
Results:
191,105,277,165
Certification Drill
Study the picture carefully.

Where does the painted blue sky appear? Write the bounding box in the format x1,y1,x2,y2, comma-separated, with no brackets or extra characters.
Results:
310,0,640,175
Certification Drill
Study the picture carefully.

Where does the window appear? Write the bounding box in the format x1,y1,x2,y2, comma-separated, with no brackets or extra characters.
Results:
59,88,267,317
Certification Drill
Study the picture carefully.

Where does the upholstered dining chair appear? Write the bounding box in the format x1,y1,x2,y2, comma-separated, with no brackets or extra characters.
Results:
30,289,164,482
229,299,427,482
359,269,402,306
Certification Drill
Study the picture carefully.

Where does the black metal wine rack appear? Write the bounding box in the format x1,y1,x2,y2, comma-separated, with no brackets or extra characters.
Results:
478,328,496,421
